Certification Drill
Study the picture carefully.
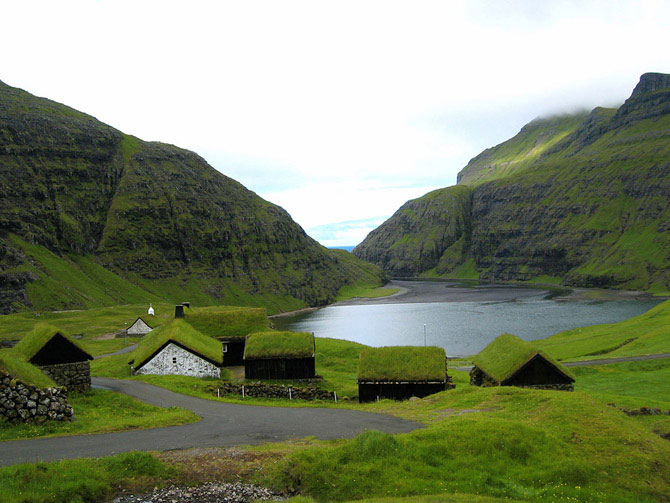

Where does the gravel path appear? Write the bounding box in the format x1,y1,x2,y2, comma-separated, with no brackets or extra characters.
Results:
0,377,421,467
112,483,283,503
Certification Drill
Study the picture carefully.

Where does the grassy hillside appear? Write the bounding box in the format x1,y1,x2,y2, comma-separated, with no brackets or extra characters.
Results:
536,299,670,361
0,79,385,314
354,73,670,292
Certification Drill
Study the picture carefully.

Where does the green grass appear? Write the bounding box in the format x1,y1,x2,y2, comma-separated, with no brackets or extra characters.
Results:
130,319,224,368
0,389,199,441
537,299,670,361
244,331,315,359
261,386,670,503
0,349,55,388
358,346,446,382
0,451,176,503
336,284,399,302
12,322,92,361
472,334,575,383
184,306,269,341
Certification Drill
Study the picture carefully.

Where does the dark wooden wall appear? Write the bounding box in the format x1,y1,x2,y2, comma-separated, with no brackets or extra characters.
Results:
222,341,245,366
245,357,315,379
504,355,574,386
30,335,91,365
358,382,446,403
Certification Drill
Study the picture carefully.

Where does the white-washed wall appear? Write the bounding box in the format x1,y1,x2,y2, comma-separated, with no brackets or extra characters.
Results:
127,319,153,336
135,343,220,378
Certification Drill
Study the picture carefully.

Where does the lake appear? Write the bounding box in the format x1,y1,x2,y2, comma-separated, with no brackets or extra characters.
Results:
272,281,663,356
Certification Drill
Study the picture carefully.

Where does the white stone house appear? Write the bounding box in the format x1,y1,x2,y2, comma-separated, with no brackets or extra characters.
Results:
127,317,154,336
129,320,223,378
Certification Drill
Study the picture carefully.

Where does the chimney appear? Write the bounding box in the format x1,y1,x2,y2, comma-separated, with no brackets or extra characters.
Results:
175,305,185,318
182,301,191,308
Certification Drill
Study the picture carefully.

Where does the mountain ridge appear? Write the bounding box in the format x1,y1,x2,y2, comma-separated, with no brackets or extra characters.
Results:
0,79,384,314
354,72,670,293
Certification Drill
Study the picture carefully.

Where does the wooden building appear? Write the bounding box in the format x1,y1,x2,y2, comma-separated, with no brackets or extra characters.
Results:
129,319,223,378
244,331,315,379
126,316,155,336
184,307,269,367
13,324,93,391
357,346,453,403
470,334,575,391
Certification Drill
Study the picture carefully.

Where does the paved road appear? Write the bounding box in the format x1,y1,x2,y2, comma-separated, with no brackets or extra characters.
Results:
93,344,138,359
0,378,421,467
452,352,670,372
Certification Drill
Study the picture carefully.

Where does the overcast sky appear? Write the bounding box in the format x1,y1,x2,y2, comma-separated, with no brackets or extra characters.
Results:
2,1,669,246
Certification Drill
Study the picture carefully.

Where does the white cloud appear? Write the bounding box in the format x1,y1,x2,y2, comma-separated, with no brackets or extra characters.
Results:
2,0,669,245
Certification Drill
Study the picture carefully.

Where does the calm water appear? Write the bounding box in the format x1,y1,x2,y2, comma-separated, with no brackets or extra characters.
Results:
273,289,662,356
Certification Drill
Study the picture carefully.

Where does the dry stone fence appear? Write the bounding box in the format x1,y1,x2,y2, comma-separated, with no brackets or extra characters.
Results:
0,375,73,423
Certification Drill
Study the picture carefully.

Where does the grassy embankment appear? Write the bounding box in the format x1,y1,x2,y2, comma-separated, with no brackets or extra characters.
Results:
0,389,198,442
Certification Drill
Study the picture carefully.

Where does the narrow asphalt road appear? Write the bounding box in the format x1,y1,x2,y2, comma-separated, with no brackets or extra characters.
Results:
0,378,421,467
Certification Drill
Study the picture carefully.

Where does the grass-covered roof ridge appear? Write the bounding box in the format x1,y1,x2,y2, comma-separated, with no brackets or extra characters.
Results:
244,331,315,359
130,319,223,369
0,349,56,388
184,306,269,341
358,346,446,382
473,333,575,383
13,323,93,362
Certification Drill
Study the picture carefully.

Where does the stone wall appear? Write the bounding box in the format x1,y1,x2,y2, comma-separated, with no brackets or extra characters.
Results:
40,361,91,392
210,382,337,401
0,375,73,423
134,343,220,378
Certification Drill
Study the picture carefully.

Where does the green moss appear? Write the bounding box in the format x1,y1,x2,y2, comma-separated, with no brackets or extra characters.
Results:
184,306,269,341
358,346,446,382
244,331,315,359
0,349,55,388
472,334,575,383
130,319,223,368
12,323,92,362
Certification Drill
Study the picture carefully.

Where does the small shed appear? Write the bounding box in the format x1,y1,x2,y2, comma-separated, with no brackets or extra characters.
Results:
357,346,452,403
185,307,269,367
13,324,93,391
129,319,223,378
126,316,155,337
470,334,575,391
244,331,315,379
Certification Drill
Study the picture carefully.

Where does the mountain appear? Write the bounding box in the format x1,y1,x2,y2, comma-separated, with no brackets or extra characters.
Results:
0,80,384,314
354,72,670,293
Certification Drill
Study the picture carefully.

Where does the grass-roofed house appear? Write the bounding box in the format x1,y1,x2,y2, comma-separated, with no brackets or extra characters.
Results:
129,319,223,378
0,349,74,422
357,346,453,403
184,306,269,367
13,323,93,391
244,331,316,379
126,316,157,337
470,334,575,391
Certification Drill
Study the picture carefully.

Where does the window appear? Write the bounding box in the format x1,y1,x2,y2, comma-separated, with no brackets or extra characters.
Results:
222,344,228,353
172,357,177,364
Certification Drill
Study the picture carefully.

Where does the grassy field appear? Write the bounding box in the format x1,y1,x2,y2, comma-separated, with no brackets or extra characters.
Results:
536,299,670,361
0,389,198,441
0,452,176,503
336,283,399,302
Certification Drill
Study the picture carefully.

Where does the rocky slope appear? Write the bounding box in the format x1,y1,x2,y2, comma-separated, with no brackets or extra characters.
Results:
0,80,383,313
354,73,670,292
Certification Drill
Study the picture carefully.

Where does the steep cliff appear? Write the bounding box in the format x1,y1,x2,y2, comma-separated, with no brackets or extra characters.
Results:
354,73,670,292
0,80,384,313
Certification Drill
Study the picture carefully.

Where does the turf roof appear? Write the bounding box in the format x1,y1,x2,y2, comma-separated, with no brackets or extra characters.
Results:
130,319,224,369
358,346,446,382
13,323,93,362
244,331,315,359
184,306,269,341
472,333,576,383
0,349,56,388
